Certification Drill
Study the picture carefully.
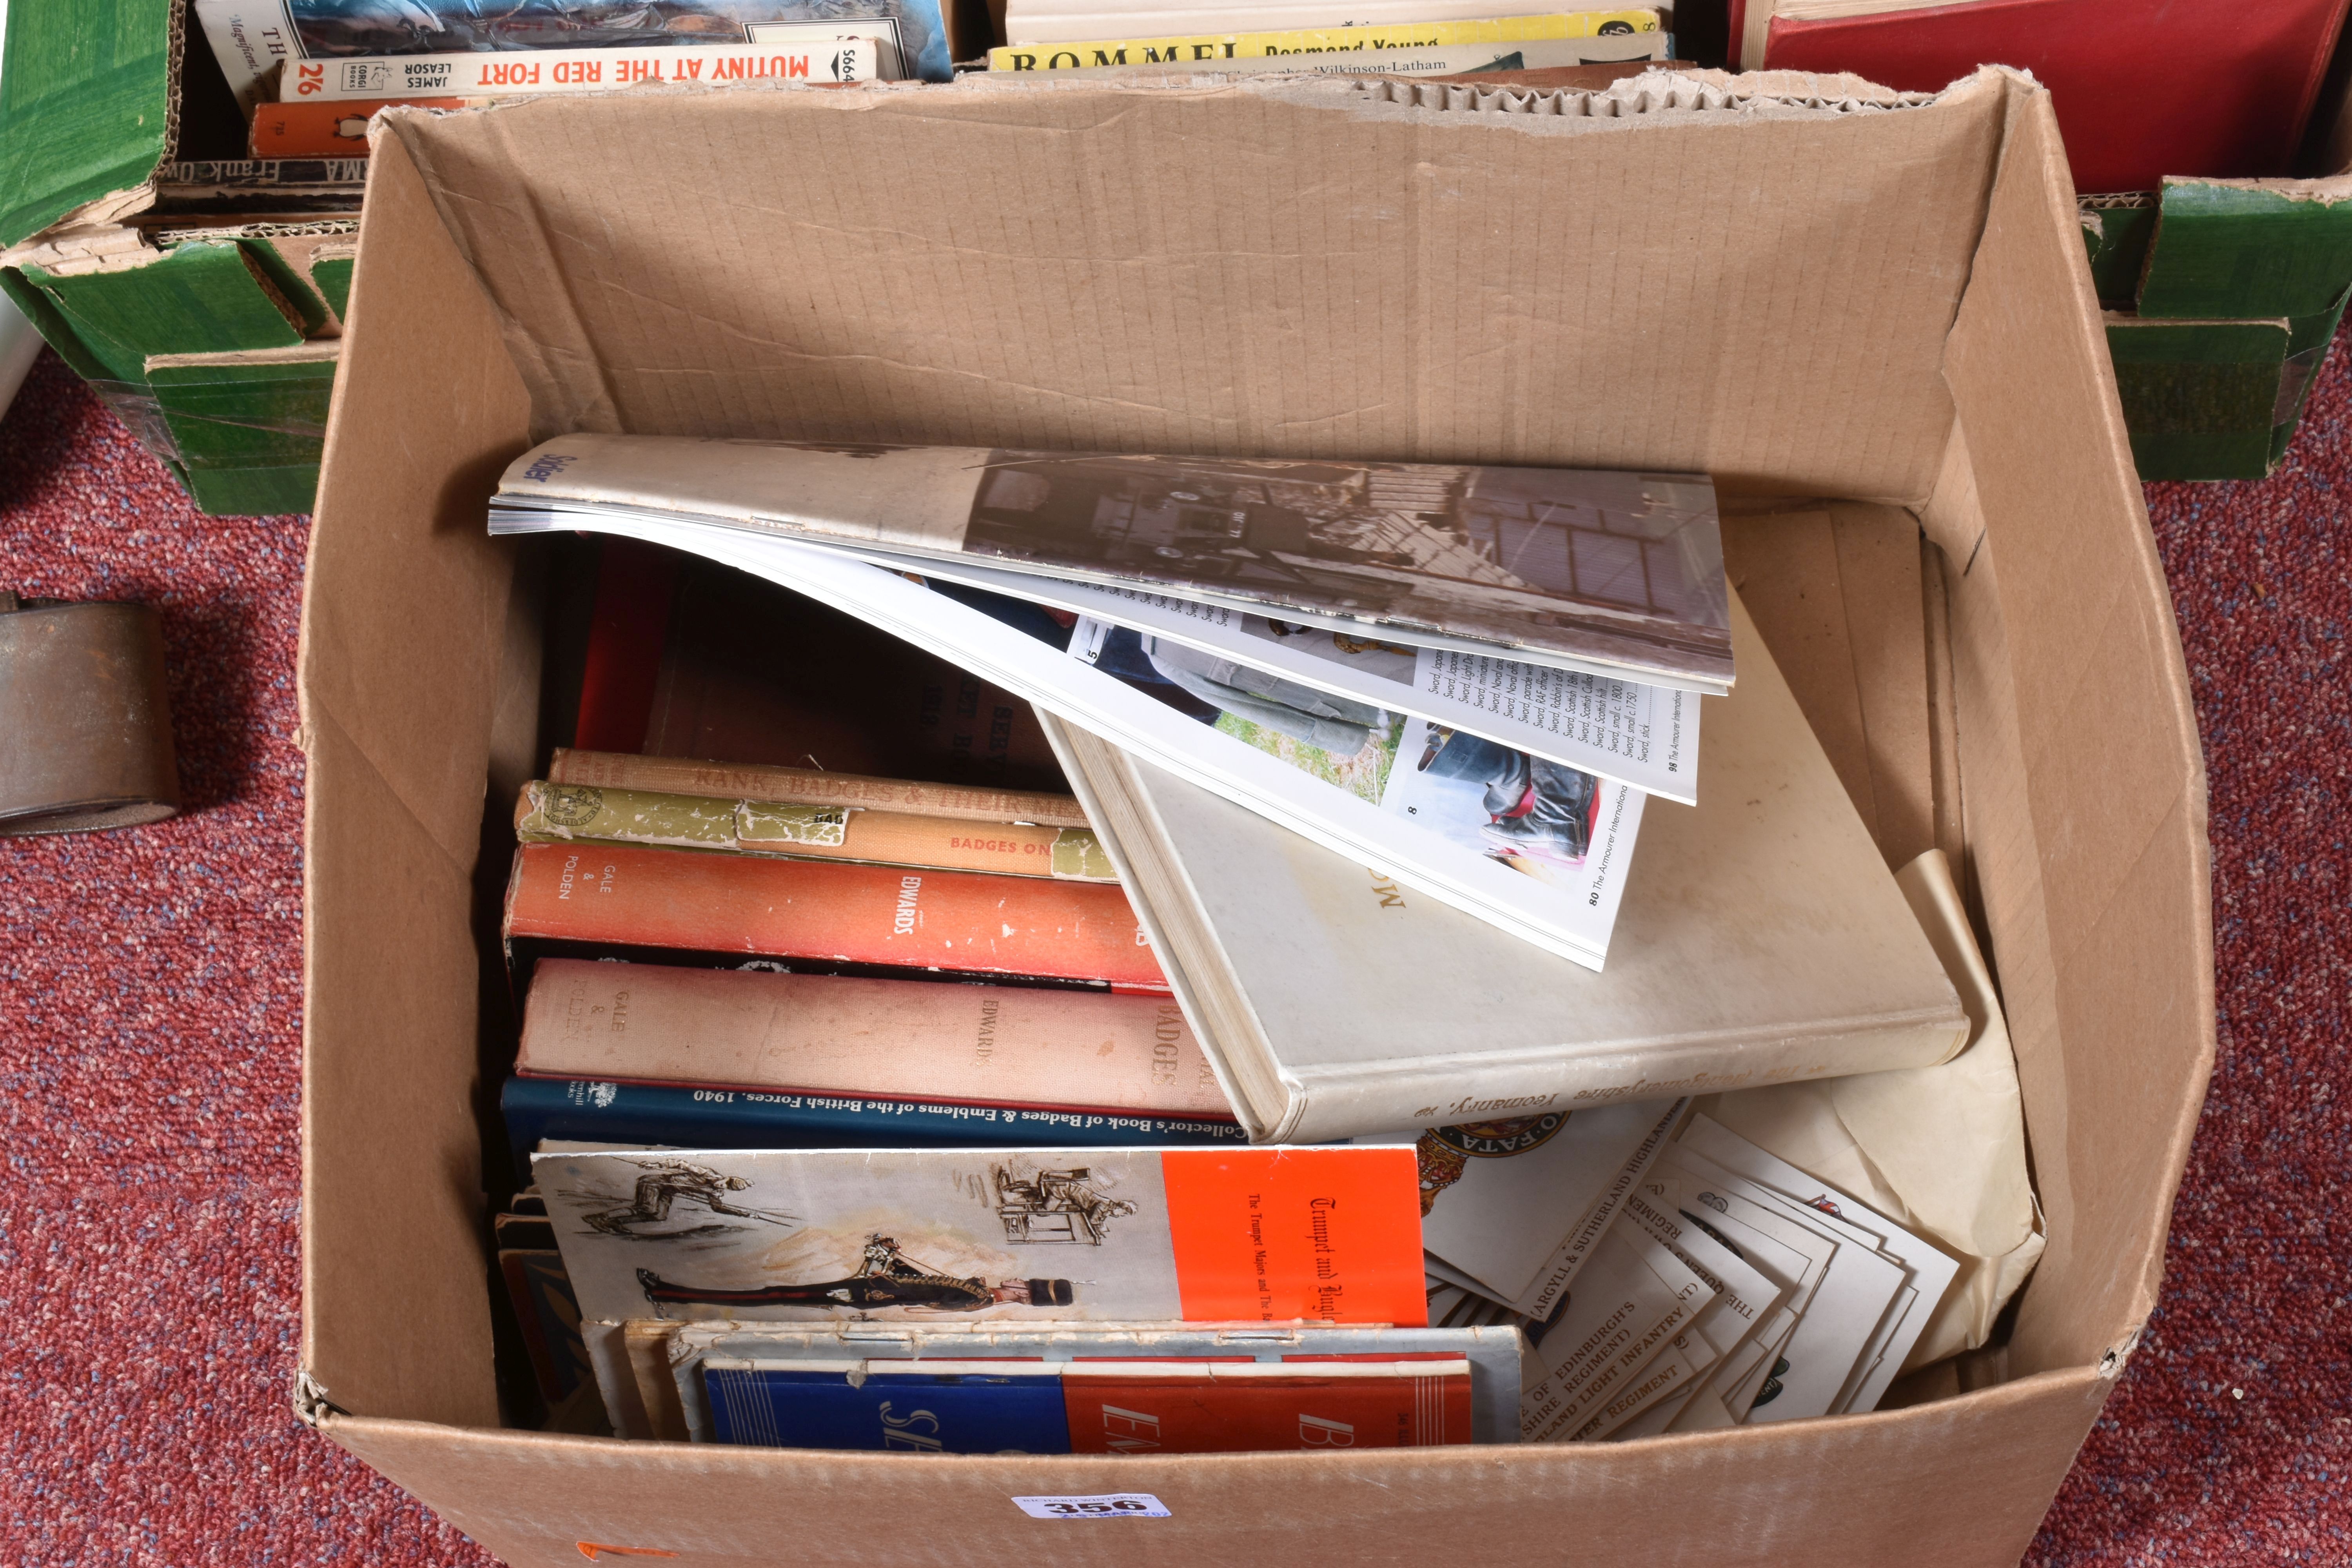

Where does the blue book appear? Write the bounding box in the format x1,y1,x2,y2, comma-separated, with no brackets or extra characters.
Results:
706,1366,1071,1453
500,1074,1247,1182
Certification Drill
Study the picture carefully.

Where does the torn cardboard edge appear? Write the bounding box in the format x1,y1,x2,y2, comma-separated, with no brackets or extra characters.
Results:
147,338,342,372
1345,64,1939,118
2163,170,2352,206
912,62,1945,122
376,65,2007,474
0,0,187,257
6,64,1944,278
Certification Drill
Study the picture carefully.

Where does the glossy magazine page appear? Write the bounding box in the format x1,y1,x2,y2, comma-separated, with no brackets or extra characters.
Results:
491,434,1733,691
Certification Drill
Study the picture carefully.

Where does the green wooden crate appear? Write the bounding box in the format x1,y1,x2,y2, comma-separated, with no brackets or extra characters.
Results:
2106,316,2292,481
0,0,347,515
2087,176,2352,480
144,344,338,516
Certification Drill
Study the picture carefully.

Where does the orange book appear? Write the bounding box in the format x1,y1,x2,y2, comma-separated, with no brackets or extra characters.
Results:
1063,1360,1472,1453
502,841,1168,992
249,97,475,158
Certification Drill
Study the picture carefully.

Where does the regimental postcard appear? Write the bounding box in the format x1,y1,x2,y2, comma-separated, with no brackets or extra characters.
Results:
535,1146,1427,1327
1401,1097,1687,1317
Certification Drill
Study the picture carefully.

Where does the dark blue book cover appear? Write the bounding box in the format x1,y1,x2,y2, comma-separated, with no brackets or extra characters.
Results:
706,1367,1071,1453
497,1248,591,1405
500,1075,1246,1183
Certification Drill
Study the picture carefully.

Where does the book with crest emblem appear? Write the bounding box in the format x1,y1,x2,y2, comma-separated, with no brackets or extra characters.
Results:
514,777,1117,882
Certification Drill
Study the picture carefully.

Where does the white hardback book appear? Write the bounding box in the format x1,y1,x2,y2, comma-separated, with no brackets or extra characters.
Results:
1044,589,1967,1143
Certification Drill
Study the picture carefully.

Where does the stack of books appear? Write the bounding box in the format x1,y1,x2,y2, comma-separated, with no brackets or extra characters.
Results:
481,435,1984,1453
499,753,1240,1157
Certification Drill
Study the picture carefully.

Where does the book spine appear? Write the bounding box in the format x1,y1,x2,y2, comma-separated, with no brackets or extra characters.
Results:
987,34,1666,77
499,1074,1246,1184
498,1249,592,1406
706,1368,1073,1452
247,98,471,158
296,41,874,99
1062,1368,1472,1452
515,780,1116,882
517,958,1233,1118
986,10,1652,69
161,157,372,185
503,841,1168,991
1277,1012,1970,1144
499,1250,567,1405
572,541,677,754
549,748,1092,829
504,934,1133,995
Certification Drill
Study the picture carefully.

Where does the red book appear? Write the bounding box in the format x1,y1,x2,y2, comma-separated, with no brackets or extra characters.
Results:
1062,1360,1473,1453
502,842,1169,992
573,537,677,754
1760,0,2352,194
570,543,1066,793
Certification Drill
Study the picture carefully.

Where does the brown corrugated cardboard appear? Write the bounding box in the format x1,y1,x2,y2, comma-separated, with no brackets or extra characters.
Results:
1931,83,2209,1379
297,65,2210,1565
1722,497,1937,869
325,1370,2113,1564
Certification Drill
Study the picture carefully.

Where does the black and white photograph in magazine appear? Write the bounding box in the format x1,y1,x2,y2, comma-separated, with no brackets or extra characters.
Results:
964,453,1732,688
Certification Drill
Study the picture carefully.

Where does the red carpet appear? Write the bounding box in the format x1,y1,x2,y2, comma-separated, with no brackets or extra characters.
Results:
1,345,2345,1564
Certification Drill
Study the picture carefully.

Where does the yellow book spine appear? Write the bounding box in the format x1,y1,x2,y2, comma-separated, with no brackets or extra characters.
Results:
988,11,1658,71
515,780,1120,881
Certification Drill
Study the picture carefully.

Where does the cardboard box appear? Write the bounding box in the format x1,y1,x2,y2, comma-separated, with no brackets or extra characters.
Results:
296,66,2212,1565
0,2,354,514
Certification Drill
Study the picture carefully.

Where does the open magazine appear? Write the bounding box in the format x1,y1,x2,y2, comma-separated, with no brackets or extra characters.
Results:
1067,617,1634,883
490,492,1648,966
833,557,1697,804
493,434,1734,694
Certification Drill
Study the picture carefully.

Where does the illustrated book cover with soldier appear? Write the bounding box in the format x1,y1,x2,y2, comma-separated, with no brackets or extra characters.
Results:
535,1146,1427,1327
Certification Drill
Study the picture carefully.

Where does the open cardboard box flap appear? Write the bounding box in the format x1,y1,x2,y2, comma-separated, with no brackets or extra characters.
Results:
296,66,2210,1565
